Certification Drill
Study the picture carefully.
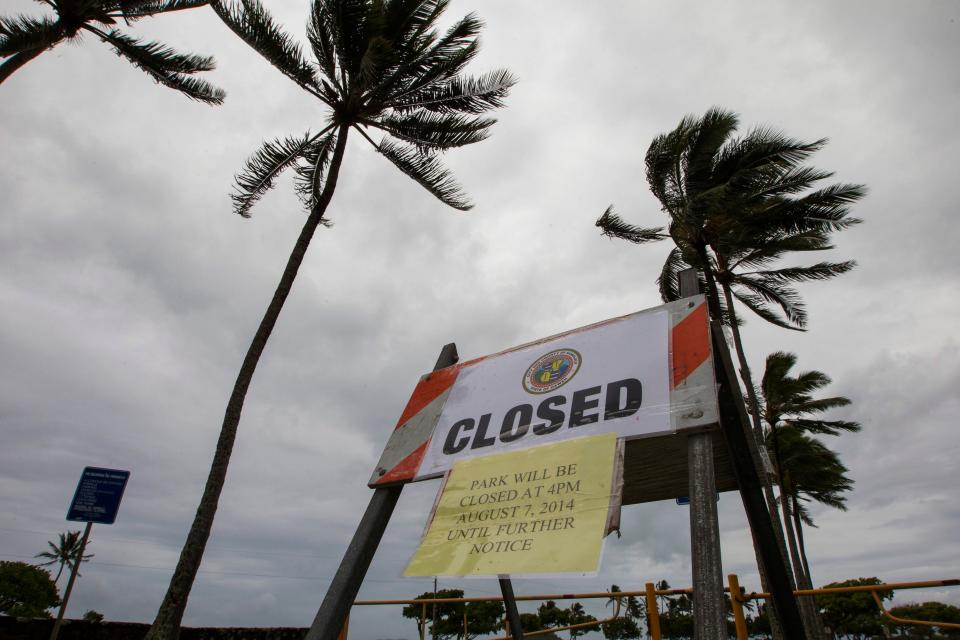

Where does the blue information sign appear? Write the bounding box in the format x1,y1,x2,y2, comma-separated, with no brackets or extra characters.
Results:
66,467,130,525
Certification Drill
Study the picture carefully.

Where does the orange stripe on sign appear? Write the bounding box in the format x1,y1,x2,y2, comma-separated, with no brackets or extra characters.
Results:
393,365,461,430
672,303,710,388
373,441,429,485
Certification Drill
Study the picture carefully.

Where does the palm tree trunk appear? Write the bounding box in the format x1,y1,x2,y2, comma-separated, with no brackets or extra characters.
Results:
0,47,47,84
720,281,794,640
723,283,801,638
793,498,813,587
144,124,351,640
792,495,825,637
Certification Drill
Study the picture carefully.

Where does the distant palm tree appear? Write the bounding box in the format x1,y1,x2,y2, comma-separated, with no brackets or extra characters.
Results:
767,427,852,588
760,350,858,587
0,0,224,104
35,530,93,582
145,1,513,638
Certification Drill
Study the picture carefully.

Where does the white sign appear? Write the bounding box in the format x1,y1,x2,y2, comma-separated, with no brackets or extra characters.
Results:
415,310,670,479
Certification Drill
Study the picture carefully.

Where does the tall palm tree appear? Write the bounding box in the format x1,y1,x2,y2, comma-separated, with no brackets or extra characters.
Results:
760,350,859,587
595,108,864,640
596,108,864,438
34,530,93,582
145,2,513,638
0,0,224,104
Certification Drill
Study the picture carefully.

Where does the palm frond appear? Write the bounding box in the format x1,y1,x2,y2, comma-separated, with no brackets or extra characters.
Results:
370,10,482,102
742,260,856,284
683,106,739,193
764,183,866,233
791,418,860,436
388,68,516,114
377,138,471,210
373,111,494,151
735,274,806,327
232,132,319,217
730,231,834,271
119,0,209,19
293,129,337,209
657,246,685,302
645,116,698,215
732,289,803,331
307,5,338,87
317,0,370,83
92,27,224,103
596,206,666,245
0,14,62,56
212,0,318,94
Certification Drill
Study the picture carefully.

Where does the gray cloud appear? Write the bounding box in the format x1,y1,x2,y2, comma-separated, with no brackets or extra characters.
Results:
2,0,959,636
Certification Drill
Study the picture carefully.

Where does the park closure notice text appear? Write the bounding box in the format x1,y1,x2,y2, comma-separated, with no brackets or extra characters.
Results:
404,433,618,577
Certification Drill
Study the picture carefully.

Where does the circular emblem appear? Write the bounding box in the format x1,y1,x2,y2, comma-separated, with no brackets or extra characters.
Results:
522,348,582,394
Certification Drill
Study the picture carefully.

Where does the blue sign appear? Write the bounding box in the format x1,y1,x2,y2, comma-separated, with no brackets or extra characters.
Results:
66,467,130,525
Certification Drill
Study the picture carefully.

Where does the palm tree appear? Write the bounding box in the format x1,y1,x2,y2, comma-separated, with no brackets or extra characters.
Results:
595,108,864,640
760,350,859,588
145,2,513,638
596,108,864,439
767,427,852,589
35,530,93,582
0,0,224,104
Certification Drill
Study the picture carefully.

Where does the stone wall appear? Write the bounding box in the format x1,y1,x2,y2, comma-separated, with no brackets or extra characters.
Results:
0,617,309,640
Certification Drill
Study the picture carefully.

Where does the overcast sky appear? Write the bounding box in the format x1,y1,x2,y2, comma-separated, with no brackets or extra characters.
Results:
1,1,959,638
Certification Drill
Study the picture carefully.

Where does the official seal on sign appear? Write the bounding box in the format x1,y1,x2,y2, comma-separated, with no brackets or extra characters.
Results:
522,348,582,394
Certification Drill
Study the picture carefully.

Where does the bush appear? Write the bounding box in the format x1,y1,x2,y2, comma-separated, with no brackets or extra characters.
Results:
0,561,60,618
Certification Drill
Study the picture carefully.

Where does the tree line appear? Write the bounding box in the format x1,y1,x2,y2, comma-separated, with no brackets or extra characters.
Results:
398,582,960,639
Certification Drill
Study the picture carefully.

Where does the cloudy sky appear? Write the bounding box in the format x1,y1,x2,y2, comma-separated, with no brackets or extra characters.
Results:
2,1,958,637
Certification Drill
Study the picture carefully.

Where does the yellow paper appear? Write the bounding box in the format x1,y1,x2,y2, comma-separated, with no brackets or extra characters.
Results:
404,433,618,577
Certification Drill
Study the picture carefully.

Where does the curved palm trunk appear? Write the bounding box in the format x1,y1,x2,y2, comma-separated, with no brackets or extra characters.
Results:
145,124,351,640
721,283,798,604
0,47,47,84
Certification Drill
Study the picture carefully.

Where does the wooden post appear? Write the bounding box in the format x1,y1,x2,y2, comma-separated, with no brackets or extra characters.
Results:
728,574,748,640
305,344,460,640
645,582,662,640
499,577,524,640
679,269,726,638
50,521,92,640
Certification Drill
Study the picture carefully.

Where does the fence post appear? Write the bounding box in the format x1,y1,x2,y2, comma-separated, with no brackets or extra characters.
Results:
728,574,748,640
645,582,661,640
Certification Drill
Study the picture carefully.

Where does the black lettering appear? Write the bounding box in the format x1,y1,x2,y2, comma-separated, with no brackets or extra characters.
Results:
500,404,532,442
443,419,474,454
533,395,566,435
569,386,601,427
471,413,496,449
604,378,643,420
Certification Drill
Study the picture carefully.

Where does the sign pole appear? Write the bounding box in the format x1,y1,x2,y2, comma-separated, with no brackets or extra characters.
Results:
678,269,726,638
49,521,92,640
306,343,459,640
498,576,524,640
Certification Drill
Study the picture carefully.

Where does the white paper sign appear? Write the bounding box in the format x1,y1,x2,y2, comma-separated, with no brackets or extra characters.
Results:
416,310,670,479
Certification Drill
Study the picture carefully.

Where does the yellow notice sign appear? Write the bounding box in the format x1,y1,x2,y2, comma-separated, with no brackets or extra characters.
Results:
404,433,618,577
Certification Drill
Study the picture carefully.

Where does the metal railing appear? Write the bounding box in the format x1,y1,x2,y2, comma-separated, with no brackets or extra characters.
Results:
336,575,960,640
